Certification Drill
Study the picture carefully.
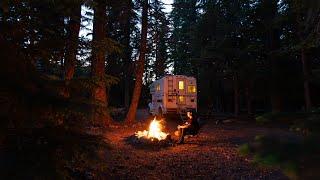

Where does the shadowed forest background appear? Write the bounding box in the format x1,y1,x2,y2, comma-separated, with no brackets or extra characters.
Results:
1,0,320,179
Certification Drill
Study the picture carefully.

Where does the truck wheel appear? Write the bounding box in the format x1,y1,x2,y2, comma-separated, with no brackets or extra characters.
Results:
158,108,163,119
148,107,152,115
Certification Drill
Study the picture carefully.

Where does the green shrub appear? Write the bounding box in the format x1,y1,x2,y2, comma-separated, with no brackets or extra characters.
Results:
0,127,110,179
239,135,320,179
239,144,250,156
255,112,297,124
290,113,320,135
255,111,318,127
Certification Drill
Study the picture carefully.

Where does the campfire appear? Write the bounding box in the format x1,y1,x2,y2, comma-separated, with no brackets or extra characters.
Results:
128,117,172,148
135,117,169,141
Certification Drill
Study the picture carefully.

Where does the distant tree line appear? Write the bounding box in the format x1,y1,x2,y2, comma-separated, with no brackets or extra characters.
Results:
1,0,320,178
0,0,173,126
2,0,320,126
171,0,320,117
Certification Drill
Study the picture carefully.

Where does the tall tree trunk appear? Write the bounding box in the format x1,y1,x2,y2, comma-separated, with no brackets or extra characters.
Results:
233,72,240,118
0,1,8,45
246,80,253,117
301,48,312,111
124,73,130,108
261,0,283,113
154,32,166,78
125,0,148,124
123,0,132,108
64,4,81,80
268,8,283,112
292,1,314,112
91,0,111,125
270,55,283,113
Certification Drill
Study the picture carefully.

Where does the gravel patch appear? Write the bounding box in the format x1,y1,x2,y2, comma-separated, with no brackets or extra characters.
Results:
103,119,289,179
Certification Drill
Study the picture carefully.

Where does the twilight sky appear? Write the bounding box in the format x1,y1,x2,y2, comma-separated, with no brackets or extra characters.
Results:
163,0,173,13
79,0,174,39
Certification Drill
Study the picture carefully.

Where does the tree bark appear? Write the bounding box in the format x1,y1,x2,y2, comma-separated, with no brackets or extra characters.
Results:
125,0,148,124
292,1,314,112
0,1,8,44
246,80,254,117
264,0,283,113
233,72,240,118
301,48,312,111
64,4,81,80
91,0,111,125
270,55,283,113
259,0,284,113
92,0,107,103
123,0,132,108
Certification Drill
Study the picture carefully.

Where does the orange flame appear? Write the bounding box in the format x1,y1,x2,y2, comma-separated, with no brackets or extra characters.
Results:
135,117,168,140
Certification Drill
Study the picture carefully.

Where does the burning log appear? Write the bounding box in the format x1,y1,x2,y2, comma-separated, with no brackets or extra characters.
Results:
135,117,169,140
127,117,173,148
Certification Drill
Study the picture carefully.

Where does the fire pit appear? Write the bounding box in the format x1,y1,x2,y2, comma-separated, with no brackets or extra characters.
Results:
127,117,173,148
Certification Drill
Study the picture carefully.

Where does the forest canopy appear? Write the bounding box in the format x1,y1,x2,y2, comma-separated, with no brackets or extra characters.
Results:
1,0,320,179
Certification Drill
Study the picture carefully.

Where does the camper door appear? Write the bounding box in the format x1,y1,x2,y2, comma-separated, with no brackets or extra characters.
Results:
176,78,186,105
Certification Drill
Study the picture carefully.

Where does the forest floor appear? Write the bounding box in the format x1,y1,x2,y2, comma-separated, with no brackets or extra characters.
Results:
103,109,291,179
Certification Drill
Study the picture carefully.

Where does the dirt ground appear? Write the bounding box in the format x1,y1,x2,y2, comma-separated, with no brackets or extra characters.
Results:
104,110,289,179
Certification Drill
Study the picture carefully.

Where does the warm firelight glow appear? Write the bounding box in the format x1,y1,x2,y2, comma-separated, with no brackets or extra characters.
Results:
135,117,168,140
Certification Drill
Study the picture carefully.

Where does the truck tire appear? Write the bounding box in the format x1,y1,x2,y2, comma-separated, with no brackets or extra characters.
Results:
158,108,163,119
148,107,152,115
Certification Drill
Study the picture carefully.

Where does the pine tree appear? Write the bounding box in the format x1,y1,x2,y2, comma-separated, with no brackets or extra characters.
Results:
289,0,320,111
91,0,112,125
171,0,199,76
123,0,134,108
64,2,81,80
149,0,170,78
125,0,148,124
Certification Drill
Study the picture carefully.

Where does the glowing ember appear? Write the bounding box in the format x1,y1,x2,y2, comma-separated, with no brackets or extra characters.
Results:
135,117,168,140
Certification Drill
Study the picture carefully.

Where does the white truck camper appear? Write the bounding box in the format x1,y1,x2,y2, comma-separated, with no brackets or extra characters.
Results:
149,75,197,117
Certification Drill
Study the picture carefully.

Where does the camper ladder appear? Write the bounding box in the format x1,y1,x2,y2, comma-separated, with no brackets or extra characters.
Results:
168,76,174,95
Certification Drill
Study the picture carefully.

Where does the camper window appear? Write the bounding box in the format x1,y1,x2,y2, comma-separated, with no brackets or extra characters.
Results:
156,84,160,91
178,81,184,90
178,96,185,103
188,85,196,93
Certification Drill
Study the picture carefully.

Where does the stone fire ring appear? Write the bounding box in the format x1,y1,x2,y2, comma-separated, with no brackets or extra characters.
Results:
126,134,173,148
